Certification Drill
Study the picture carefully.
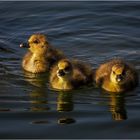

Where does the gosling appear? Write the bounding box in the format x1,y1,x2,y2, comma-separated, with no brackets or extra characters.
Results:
49,59,93,91
20,34,65,73
94,58,139,93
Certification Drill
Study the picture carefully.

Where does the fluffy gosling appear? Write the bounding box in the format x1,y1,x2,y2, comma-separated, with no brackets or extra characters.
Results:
20,34,65,73
94,58,139,93
49,59,93,91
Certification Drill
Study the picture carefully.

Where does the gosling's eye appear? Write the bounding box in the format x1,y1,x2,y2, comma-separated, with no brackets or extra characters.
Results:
33,40,40,44
113,71,115,74
64,66,70,72
122,71,125,76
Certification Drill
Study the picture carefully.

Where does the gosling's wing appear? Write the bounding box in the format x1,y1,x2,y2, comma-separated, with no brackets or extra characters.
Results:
95,63,111,86
125,64,139,87
46,48,65,68
54,48,66,60
72,68,89,88
49,63,58,83
72,59,93,76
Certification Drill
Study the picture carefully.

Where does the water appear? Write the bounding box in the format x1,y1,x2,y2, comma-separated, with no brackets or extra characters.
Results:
0,1,140,139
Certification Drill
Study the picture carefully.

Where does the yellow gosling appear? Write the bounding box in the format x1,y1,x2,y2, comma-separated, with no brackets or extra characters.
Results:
20,34,65,73
94,58,139,93
49,59,93,91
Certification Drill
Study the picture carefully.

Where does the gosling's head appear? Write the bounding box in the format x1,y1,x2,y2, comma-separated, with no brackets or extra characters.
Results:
57,59,73,80
20,34,49,54
110,64,126,85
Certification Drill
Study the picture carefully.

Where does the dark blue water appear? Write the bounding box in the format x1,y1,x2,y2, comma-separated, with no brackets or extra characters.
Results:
0,1,140,139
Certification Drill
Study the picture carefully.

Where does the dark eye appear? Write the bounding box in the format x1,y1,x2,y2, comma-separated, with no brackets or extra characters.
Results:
122,70,125,76
33,40,40,44
64,66,70,72
113,71,115,74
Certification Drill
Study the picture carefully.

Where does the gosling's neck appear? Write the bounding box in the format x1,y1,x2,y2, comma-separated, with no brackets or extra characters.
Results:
30,52,46,61
109,78,123,92
58,77,72,90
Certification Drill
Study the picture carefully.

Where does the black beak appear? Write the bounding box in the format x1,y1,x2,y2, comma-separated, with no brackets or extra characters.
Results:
58,70,65,77
116,75,123,82
20,43,30,48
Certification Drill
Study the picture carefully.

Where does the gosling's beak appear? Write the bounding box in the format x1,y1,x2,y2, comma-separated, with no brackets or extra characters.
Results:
57,70,65,77
20,43,30,48
116,75,123,82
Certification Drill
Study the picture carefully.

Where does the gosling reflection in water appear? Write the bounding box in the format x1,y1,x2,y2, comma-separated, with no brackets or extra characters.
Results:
23,70,48,88
29,88,50,112
57,92,76,125
23,71,49,112
109,93,127,121
57,92,73,112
